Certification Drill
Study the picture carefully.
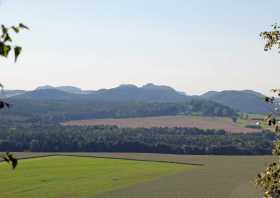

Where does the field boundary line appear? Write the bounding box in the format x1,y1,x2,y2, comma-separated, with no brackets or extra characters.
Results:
56,153,205,166
0,153,204,166
0,154,57,163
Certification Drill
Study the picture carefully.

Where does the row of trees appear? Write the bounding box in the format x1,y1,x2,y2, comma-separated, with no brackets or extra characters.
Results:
0,122,274,155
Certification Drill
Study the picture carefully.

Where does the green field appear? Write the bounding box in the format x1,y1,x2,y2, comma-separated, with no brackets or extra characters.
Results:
90,153,272,198
0,153,274,198
0,155,191,198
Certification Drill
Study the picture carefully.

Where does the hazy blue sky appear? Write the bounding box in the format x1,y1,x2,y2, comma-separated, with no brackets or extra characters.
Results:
0,0,279,94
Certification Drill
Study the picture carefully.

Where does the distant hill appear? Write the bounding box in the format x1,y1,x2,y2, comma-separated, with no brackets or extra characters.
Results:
56,86,83,94
36,85,55,90
14,83,189,103
6,84,274,114
202,90,273,114
0,90,26,98
36,85,84,94
88,84,189,102
13,89,83,100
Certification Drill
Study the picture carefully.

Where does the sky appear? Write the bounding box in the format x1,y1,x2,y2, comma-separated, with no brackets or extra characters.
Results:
0,0,279,95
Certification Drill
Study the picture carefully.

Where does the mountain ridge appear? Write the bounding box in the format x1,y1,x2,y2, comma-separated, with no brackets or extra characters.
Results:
4,83,271,114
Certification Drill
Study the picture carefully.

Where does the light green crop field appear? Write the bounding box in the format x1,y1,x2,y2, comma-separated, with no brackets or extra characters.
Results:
0,153,275,198
90,153,273,198
0,156,192,198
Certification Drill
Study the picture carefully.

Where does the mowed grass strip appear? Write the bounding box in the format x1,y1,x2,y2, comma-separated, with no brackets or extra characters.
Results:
0,156,193,198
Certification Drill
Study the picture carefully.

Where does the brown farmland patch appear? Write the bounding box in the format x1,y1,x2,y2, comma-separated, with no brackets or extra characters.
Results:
63,116,260,133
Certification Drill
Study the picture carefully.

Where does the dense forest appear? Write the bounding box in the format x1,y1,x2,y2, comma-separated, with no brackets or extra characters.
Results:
0,121,274,155
0,99,238,123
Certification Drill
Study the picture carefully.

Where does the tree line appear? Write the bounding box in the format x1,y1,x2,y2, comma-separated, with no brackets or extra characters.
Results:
0,121,274,155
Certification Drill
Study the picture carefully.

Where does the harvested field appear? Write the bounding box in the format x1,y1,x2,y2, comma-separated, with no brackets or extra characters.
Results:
63,116,260,133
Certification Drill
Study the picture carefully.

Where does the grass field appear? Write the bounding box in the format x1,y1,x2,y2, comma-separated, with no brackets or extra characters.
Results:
0,153,274,198
88,153,273,198
63,116,260,133
0,155,192,198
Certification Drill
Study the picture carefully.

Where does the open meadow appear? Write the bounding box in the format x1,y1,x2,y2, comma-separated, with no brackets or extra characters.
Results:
0,155,191,198
0,153,274,198
63,116,260,133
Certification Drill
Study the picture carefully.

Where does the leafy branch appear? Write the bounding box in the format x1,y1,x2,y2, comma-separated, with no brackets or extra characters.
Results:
0,23,29,62
260,24,280,52
0,23,29,170
257,24,280,198
257,90,280,198
1,152,18,170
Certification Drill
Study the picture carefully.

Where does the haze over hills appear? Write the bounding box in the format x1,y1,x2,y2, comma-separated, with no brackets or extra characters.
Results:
0,90,26,98
13,89,84,101
36,85,87,94
2,83,271,114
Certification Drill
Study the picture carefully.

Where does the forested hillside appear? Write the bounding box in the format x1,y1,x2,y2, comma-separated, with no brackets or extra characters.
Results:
0,99,238,122
202,90,273,114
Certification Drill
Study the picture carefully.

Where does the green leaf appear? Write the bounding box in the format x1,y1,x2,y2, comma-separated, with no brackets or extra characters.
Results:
3,33,12,42
14,46,22,62
0,42,11,57
0,42,4,56
3,45,11,57
19,23,29,30
1,25,8,35
11,26,20,33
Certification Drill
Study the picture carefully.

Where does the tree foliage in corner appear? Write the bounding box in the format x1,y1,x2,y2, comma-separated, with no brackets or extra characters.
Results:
0,23,29,62
256,24,280,198
260,24,280,52
0,23,29,169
